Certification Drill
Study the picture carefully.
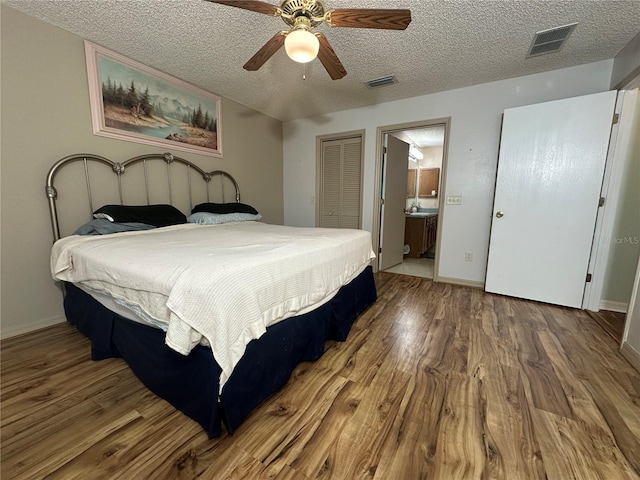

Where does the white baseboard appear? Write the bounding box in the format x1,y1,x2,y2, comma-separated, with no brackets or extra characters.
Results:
600,300,628,313
435,276,485,289
0,315,66,340
620,342,640,374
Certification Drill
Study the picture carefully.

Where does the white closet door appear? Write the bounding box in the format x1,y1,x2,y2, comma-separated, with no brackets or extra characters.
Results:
485,91,617,307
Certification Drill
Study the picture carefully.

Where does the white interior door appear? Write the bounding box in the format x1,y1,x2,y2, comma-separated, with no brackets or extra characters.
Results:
379,134,409,270
485,91,617,308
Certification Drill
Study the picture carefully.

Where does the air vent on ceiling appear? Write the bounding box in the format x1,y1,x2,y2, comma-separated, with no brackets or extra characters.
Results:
365,75,397,88
527,23,577,58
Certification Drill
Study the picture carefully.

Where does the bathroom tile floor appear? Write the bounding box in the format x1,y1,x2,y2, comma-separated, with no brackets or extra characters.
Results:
383,257,434,279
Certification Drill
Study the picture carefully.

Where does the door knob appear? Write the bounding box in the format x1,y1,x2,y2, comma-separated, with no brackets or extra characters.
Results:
496,211,504,218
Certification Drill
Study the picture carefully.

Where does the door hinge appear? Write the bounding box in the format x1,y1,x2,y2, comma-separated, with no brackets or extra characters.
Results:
586,273,592,283
383,146,387,154
612,113,619,124
381,198,385,205
598,197,605,207
379,247,382,254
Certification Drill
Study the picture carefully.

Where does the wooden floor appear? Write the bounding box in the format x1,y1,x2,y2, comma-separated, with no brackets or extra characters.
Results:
2,273,639,479
587,309,627,343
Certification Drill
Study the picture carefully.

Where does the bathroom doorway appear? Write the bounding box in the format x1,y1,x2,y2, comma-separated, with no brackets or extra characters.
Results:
373,118,450,280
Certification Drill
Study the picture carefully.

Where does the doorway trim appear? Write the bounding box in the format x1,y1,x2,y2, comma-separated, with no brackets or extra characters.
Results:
583,90,628,310
372,117,452,281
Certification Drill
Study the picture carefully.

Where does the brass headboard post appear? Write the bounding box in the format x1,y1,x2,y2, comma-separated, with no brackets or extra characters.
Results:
46,152,241,242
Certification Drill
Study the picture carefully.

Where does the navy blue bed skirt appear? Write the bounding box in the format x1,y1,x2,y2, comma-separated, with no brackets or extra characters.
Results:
63,265,376,437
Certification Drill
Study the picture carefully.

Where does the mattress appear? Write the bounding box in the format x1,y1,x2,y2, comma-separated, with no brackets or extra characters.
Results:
76,284,174,332
52,221,375,388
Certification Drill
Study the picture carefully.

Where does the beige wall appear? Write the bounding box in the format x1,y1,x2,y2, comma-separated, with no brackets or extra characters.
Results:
620,91,640,368
622,254,640,372
611,31,640,90
0,6,284,338
601,91,640,305
603,28,640,307
284,60,614,284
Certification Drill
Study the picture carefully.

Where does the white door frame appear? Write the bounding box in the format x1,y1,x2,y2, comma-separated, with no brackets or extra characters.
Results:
372,117,452,280
583,90,632,310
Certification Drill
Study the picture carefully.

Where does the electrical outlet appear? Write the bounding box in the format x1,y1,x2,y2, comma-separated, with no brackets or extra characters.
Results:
465,251,473,262
446,195,462,205
310,196,315,205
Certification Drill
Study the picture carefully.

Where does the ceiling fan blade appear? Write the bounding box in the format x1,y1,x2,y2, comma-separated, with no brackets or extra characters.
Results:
316,33,347,80
206,0,280,16
326,8,412,30
243,32,285,71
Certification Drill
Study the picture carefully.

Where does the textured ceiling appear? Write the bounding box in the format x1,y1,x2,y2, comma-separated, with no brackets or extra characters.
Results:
4,0,639,122
404,126,445,148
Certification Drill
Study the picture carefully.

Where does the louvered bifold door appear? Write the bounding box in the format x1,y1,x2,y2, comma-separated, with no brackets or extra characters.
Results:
321,140,342,228
340,137,362,228
320,136,362,229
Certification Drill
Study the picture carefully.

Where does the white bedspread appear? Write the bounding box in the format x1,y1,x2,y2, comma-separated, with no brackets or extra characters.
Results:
51,222,375,389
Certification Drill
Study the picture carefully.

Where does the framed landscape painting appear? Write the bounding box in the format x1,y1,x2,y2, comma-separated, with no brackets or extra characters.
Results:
85,41,222,157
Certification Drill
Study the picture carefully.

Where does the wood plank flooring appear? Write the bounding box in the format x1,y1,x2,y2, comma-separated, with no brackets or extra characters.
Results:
587,309,626,342
2,272,639,479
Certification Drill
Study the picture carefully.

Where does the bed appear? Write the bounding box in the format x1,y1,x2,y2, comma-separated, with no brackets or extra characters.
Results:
46,152,377,437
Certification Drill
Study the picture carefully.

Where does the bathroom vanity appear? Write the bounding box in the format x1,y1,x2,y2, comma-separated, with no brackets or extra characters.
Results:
404,212,438,258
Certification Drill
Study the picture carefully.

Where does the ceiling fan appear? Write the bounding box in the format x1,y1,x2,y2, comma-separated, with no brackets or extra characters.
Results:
206,0,411,80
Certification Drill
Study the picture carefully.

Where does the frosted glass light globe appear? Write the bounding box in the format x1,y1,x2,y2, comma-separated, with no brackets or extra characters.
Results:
285,30,320,63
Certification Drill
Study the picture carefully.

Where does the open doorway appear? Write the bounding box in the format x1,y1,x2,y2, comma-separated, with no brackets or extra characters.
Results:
373,118,451,280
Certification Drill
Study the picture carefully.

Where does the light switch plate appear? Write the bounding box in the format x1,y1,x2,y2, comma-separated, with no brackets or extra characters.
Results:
446,195,462,205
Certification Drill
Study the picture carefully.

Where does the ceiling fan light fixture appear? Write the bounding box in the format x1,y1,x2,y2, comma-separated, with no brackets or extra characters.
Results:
285,28,319,63
211,0,412,79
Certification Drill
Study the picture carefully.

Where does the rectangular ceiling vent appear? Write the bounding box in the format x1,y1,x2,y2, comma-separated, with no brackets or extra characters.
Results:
527,23,577,58
365,75,397,88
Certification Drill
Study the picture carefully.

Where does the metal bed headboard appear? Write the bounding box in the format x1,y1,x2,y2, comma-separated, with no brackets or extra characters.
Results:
46,152,240,242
